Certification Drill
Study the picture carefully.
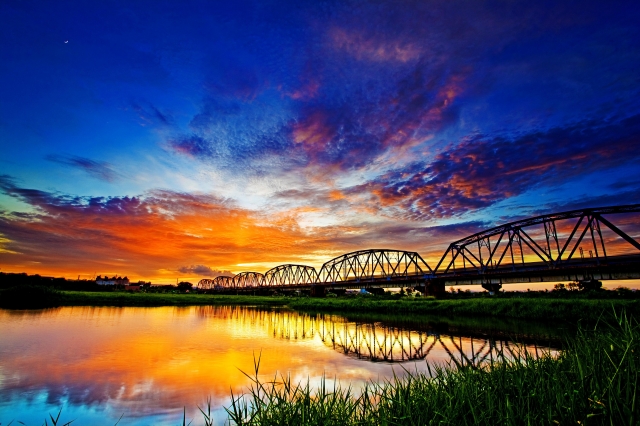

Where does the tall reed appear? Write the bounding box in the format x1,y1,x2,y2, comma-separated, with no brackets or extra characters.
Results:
226,311,639,425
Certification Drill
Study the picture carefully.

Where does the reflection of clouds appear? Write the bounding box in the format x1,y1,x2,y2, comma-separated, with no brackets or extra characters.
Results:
0,306,559,423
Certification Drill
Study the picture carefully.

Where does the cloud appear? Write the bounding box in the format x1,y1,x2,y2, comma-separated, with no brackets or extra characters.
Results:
282,64,464,175
168,135,217,159
46,155,120,182
329,27,422,63
159,0,640,187
0,175,496,277
177,265,233,277
131,102,173,126
366,114,640,219
0,177,338,279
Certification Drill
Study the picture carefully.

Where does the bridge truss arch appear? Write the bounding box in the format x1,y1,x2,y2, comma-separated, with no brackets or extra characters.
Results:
317,249,432,284
197,275,235,289
233,271,265,288
264,264,318,286
434,204,640,274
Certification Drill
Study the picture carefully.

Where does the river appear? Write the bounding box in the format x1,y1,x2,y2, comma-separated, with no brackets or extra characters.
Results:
0,306,561,425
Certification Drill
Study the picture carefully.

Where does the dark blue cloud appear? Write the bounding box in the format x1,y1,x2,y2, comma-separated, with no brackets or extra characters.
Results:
169,135,217,159
45,155,120,182
0,175,142,216
131,102,173,126
366,114,640,219
155,0,640,179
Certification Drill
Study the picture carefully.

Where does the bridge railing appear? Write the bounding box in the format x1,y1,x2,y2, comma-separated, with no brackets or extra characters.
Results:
433,204,640,275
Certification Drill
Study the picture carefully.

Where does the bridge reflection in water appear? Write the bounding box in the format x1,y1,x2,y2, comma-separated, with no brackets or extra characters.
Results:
197,306,558,367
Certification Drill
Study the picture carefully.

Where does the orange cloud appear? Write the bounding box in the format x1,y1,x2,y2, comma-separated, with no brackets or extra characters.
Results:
0,185,342,281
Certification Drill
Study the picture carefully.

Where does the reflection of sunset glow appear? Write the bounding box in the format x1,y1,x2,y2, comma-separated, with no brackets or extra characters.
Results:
0,306,556,425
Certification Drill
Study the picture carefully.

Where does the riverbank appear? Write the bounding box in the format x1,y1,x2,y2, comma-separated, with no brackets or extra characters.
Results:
223,312,639,426
57,290,291,307
287,296,640,323
1,288,638,323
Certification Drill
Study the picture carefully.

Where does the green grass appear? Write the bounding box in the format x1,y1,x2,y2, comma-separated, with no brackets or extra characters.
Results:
55,290,290,307
3,287,639,324
226,311,640,425
287,296,640,323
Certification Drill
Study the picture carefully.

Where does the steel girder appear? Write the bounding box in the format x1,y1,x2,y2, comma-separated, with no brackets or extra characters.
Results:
233,271,265,287
263,264,318,286
197,275,234,289
212,275,234,288
434,204,640,274
197,278,214,289
317,249,432,284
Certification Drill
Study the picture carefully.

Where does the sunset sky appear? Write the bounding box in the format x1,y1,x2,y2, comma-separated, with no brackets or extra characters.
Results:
1,0,639,282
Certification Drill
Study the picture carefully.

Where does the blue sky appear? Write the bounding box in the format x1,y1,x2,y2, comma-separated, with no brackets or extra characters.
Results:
1,0,639,280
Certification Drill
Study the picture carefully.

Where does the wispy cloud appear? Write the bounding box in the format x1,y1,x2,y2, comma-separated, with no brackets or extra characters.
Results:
169,135,217,159
130,102,174,126
46,155,120,182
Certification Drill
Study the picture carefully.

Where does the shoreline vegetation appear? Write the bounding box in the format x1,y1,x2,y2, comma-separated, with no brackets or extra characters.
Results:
1,271,638,323
222,312,639,426
0,285,638,323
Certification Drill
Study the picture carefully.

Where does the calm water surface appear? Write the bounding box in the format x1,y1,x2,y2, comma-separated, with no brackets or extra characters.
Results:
0,306,559,425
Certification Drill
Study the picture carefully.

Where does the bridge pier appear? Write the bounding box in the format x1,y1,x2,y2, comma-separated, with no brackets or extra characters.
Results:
482,283,502,294
422,279,446,297
310,284,326,297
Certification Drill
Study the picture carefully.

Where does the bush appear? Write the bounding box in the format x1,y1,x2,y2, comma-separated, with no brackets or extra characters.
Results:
0,285,61,309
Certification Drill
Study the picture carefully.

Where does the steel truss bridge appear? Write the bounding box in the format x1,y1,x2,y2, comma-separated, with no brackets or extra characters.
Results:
197,205,640,293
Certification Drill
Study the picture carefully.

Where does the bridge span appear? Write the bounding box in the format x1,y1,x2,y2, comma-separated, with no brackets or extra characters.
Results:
197,205,640,294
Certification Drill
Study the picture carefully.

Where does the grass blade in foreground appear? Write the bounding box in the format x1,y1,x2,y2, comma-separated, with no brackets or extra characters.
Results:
226,311,639,425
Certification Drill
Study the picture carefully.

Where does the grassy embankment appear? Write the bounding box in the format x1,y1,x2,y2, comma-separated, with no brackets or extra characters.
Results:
219,312,639,426
0,286,289,309
287,295,640,323
1,286,639,323
56,290,290,308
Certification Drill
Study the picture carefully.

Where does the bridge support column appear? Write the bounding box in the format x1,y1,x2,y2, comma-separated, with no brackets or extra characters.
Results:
310,285,326,297
424,280,446,297
482,283,502,294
